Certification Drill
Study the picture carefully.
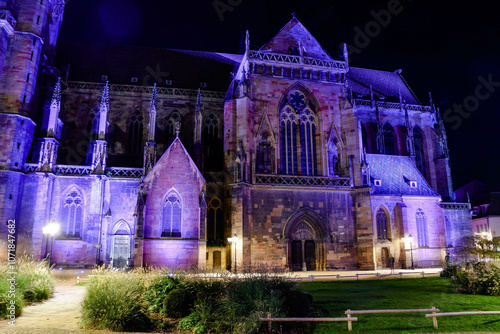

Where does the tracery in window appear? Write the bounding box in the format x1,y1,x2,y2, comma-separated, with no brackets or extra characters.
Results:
413,126,426,178
203,113,222,171
383,123,396,155
162,191,181,237
61,189,83,238
128,110,143,154
416,209,428,247
207,197,223,242
376,208,389,240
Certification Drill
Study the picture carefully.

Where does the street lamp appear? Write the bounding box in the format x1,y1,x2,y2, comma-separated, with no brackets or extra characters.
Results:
227,234,238,274
402,234,414,270
42,220,60,267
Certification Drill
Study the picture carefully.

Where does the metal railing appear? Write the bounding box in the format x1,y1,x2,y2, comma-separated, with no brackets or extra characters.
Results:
254,174,351,188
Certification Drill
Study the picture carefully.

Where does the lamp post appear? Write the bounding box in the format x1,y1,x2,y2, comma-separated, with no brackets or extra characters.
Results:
402,234,414,270
42,220,60,267
227,234,238,274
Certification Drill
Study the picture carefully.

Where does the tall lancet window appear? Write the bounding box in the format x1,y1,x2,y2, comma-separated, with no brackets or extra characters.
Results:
444,215,453,247
256,131,274,174
413,126,426,178
61,189,83,238
383,123,396,155
203,113,222,171
166,110,181,146
162,191,182,237
207,197,224,242
416,209,428,247
279,89,318,175
128,110,143,154
376,208,389,240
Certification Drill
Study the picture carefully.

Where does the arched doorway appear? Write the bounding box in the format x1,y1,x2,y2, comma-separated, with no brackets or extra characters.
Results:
290,221,316,271
284,210,327,271
110,220,132,268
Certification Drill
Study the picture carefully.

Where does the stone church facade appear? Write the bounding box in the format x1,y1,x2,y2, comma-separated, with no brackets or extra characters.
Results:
0,1,471,270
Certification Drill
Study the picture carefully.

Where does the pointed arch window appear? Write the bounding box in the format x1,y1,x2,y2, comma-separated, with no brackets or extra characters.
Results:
128,110,143,154
416,209,428,247
444,215,452,247
162,192,182,237
280,89,318,176
256,131,274,174
383,123,396,155
166,110,181,145
61,189,83,238
413,127,426,178
207,197,224,242
203,113,222,171
376,208,389,240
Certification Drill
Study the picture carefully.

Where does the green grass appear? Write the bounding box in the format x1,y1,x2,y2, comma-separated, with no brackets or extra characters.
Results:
301,277,500,333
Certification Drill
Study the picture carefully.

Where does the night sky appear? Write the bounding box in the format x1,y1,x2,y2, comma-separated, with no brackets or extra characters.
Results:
57,0,500,191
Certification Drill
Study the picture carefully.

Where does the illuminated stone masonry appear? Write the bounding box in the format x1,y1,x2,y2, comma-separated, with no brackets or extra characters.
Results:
0,6,472,270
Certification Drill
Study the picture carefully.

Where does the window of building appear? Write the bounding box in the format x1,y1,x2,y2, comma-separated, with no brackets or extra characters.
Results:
128,110,143,154
61,190,83,238
162,192,181,237
383,123,396,155
416,209,428,247
203,113,222,171
376,208,389,240
166,110,181,145
256,131,274,173
279,89,318,176
413,126,426,178
444,215,452,247
207,197,224,242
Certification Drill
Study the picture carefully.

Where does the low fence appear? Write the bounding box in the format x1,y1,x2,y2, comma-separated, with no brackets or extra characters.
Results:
426,311,500,328
261,307,500,332
295,271,440,281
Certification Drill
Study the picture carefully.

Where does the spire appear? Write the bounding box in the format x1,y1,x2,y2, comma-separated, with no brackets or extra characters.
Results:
370,85,375,109
245,30,250,53
195,88,203,114
147,83,157,142
47,77,61,137
343,43,349,70
96,81,109,140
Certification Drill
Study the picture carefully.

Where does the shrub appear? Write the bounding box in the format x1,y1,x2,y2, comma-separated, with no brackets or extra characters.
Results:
0,257,55,319
80,271,152,331
162,287,194,318
144,275,182,313
178,312,202,330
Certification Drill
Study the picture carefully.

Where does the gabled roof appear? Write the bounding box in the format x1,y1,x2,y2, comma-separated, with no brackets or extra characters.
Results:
347,67,420,105
259,17,333,60
144,136,205,185
366,154,439,197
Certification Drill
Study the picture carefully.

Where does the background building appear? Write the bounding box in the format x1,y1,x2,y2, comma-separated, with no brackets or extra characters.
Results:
0,2,472,270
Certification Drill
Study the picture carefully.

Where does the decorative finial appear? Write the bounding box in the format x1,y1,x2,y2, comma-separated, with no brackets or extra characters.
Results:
175,121,181,137
100,81,109,111
52,77,61,104
291,12,297,18
343,43,349,70
196,88,203,113
150,83,157,110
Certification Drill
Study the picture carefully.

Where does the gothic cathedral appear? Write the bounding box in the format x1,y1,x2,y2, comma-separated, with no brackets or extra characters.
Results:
0,2,471,270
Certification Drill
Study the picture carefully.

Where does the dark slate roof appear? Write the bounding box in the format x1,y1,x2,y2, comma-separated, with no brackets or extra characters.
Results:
55,43,234,91
366,154,439,197
347,67,420,105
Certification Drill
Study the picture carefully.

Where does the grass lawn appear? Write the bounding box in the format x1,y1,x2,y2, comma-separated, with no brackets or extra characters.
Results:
300,277,500,333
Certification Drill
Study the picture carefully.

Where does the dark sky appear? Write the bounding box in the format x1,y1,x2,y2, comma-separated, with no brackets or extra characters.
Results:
58,0,500,191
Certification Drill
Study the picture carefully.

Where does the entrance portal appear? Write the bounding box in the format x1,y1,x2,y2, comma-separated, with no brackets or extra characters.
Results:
112,236,130,268
289,221,317,271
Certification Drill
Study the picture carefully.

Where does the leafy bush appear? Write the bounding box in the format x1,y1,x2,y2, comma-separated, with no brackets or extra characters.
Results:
144,276,182,313
80,270,152,331
162,287,194,318
440,261,462,278
449,261,500,297
178,312,202,330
